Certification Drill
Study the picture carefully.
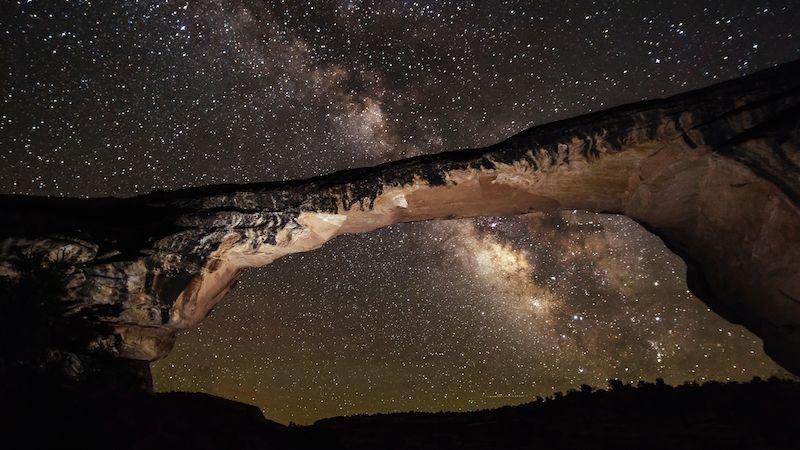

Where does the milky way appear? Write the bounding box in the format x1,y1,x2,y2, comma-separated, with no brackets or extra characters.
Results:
3,1,799,424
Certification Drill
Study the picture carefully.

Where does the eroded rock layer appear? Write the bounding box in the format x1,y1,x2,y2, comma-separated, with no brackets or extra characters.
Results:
2,60,800,386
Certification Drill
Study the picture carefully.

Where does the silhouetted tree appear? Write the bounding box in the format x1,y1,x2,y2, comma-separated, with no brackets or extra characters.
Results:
0,251,119,386
608,378,625,391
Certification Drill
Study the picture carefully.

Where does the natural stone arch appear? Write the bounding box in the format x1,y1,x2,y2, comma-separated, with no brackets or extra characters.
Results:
2,60,799,387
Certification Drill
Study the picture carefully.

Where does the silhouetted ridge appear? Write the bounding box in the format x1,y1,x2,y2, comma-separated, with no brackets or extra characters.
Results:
4,378,799,449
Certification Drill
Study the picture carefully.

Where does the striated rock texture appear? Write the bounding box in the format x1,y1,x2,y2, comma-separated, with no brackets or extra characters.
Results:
2,60,800,386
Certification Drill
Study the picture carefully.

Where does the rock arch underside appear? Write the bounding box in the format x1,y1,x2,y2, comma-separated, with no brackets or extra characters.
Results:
2,61,800,389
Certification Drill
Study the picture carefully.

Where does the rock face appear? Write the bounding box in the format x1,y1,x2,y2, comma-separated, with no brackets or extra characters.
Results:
2,61,800,386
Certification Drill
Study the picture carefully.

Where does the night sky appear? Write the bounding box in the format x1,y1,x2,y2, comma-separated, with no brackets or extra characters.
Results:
3,1,799,424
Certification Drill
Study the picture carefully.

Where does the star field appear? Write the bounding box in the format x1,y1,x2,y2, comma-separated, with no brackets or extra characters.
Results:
2,0,799,425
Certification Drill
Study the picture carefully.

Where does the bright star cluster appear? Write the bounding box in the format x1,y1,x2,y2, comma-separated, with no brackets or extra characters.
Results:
2,0,799,425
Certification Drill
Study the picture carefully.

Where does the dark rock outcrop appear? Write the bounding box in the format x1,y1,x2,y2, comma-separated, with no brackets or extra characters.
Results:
2,60,800,385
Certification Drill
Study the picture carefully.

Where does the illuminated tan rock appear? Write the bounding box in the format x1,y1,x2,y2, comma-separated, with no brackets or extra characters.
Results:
2,60,800,387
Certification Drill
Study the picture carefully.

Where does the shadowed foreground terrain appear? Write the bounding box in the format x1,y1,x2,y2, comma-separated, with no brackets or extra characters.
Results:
4,378,800,450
